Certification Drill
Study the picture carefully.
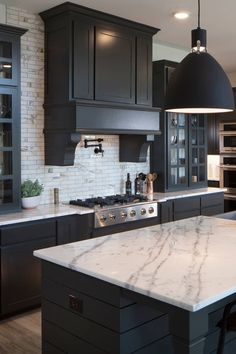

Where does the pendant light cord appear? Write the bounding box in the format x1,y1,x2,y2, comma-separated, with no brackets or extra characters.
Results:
198,0,200,28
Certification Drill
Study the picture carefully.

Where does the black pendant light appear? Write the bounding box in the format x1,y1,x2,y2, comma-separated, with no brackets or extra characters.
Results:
165,0,234,113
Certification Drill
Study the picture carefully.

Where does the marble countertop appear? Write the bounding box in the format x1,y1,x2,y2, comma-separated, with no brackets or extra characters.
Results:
34,215,236,312
153,187,225,202
0,203,93,226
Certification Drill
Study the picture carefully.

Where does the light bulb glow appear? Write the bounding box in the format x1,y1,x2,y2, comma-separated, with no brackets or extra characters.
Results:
166,108,234,114
174,12,189,20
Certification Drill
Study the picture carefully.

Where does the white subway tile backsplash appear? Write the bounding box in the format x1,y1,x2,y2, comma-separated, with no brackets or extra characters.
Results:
6,5,150,204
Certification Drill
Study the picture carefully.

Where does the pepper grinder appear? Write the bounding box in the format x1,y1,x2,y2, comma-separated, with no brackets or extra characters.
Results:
54,188,59,204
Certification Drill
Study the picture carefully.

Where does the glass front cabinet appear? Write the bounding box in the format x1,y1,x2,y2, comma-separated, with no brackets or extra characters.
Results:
167,113,207,191
0,25,26,212
151,60,207,192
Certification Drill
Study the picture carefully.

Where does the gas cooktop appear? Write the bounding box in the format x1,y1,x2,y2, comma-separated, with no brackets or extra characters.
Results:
70,194,158,228
69,194,148,209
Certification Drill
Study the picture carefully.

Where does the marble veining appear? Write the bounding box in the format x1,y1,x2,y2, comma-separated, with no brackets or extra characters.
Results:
0,203,93,226
34,216,236,312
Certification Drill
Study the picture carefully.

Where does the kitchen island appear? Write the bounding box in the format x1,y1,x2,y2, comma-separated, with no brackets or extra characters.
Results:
34,216,236,354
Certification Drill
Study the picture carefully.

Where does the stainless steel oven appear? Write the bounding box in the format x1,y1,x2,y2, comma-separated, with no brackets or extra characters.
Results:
220,155,236,193
220,122,236,153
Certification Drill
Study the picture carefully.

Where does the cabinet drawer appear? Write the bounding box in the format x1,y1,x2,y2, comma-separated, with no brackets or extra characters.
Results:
201,193,224,208
174,196,200,212
0,219,56,245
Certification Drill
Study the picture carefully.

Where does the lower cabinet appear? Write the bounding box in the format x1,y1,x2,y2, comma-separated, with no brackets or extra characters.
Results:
201,193,224,216
159,193,224,223
0,219,56,315
0,214,94,317
173,196,200,221
159,201,173,224
57,214,93,245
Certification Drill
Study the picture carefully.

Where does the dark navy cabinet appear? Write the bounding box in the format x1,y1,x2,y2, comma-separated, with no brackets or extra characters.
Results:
0,213,93,317
0,25,26,213
41,3,158,107
0,219,56,315
152,60,207,192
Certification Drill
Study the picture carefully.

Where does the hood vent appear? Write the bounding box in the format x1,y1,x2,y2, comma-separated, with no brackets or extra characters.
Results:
44,102,160,166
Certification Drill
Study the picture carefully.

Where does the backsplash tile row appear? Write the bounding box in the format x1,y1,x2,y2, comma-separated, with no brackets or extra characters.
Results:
6,5,150,204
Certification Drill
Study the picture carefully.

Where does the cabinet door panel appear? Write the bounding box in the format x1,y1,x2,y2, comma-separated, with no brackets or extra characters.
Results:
57,215,93,245
72,19,94,100
1,237,55,314
95,25,135,104
0,34,18,86
174,196,200,221
160,201,173,224
136,35,152,106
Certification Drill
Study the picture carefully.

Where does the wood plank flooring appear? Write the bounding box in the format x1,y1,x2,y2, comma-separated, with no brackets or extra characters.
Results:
0,309,41,354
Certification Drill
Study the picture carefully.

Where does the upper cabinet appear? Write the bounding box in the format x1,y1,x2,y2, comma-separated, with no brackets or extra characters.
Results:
40,3,159,108
0,25,27,213
95,24,135,104
40,3,160,166
151,60,207,192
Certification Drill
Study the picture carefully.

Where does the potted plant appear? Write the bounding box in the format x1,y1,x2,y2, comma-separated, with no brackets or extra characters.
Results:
21,179,44,209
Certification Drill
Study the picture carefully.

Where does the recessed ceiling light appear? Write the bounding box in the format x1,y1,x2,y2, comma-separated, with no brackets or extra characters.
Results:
174,12,189,20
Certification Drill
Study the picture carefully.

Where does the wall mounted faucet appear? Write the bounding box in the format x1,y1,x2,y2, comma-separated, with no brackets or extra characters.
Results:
84,138,104,156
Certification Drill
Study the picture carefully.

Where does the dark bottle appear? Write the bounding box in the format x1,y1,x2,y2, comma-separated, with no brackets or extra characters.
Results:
125,173,132,195
134,174,140,195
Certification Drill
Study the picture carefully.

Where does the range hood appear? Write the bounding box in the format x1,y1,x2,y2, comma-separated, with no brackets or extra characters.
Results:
44,102,160,166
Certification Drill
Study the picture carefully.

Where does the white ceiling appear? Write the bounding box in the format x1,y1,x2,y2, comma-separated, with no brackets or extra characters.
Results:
2,0,236,73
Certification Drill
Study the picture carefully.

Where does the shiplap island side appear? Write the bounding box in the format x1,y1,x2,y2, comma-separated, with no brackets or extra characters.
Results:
34,216,236,354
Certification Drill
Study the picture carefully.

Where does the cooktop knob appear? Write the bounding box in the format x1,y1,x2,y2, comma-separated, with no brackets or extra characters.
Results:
148,206,155,214
109,214,116,220
130,210,136,217
100,215,107,222
141,208,146,215
121,211,128,218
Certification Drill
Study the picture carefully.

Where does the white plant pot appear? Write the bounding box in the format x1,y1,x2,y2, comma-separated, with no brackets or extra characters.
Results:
22,195,41,209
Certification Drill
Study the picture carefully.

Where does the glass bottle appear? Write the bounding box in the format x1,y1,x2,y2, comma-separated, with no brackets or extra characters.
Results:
125,173,132,195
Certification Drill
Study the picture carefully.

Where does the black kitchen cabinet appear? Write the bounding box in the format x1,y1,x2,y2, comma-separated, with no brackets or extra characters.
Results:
95,24,135,104
159,192,224,223
0,25,26,213
57,214,93,245
0,214,94,316
151,60,207,192
159,200,173,224
173,196,200,221
201,192,224,216
136,34,152,106
0,219,56,315
40,3,159,166
207,115,220,155
41,3,158,107
72,18,94,100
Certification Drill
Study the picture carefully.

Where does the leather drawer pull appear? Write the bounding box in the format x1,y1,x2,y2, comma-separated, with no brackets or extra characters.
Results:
69,295,83,314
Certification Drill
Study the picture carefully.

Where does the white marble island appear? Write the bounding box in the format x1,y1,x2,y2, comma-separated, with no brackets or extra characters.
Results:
35,216,236,354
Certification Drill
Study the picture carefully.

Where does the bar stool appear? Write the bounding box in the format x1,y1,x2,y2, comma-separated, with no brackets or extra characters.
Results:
217,300,236,354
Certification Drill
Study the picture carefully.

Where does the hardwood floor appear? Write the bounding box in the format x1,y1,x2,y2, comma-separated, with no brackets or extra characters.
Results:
0,309,41,354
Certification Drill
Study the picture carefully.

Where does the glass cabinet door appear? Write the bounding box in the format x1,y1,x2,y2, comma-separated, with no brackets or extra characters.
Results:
0,87,18,207
168,113,188,189
0,36,17,86
189,115,207,186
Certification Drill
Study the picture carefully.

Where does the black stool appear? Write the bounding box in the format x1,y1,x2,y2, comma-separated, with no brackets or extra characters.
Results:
217,300,236,354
